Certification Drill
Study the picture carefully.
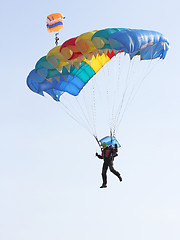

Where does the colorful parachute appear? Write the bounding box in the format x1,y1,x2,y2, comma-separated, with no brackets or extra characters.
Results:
27,28,169,101
27,27,169,139
46,13,65,33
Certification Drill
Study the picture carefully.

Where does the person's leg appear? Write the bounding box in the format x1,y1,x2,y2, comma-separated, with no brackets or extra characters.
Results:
100,162,108,187
109,161,122,181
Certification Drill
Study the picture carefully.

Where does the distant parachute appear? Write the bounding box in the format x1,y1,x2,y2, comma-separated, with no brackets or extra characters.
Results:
46,13,65,33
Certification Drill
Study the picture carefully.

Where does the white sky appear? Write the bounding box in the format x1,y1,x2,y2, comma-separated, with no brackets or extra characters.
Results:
1,0,180,239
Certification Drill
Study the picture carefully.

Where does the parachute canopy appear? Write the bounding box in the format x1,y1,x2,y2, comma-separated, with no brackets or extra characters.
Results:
46,13,65,33
27,28,169,102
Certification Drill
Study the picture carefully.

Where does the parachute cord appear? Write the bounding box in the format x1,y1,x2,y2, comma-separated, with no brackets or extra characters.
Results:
127,58,160,106
60,101,94,136
43,95,94,136
103,53,122,135
113,128,116,138
115,58,140,131
96,54,113,132
92,79,97,137
94,135,101,148
105,62,115,133
111,53,123,134
113,58,133,133
115,58,160,133
110,129,113,145
111,56,119,133
79,78,97,137
105,53,124,135
74,97,96,136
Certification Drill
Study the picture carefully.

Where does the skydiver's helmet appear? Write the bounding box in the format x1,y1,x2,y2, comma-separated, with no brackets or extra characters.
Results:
102,142,108,150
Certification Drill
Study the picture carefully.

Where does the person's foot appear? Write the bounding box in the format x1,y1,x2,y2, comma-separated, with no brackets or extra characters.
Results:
100,184,107,188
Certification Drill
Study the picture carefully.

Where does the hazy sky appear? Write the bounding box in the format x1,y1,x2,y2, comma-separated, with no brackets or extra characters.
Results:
1,0,180,239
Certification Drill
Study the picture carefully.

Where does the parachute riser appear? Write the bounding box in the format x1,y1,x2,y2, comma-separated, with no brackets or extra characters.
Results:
94,135,101,148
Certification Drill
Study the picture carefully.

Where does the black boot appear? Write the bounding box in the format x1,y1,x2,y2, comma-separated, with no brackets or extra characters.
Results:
119,175,122,182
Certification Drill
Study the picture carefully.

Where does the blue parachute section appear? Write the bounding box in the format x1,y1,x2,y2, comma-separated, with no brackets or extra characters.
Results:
27,69,64,101
100,136,121,148
108,29,169,59
27,57,96,101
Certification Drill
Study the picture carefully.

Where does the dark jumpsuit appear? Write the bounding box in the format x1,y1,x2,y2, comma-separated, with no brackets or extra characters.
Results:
96,146,122,185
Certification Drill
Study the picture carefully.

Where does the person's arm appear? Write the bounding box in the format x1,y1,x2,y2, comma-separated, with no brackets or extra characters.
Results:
115,144,118,152
96,152,103,159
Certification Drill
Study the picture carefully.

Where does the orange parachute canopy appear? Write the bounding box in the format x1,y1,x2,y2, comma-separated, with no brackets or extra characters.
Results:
46,13,64,33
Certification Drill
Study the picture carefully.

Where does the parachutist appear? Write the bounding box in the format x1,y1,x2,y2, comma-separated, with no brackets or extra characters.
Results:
96,142,122,188
55,36,59,46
